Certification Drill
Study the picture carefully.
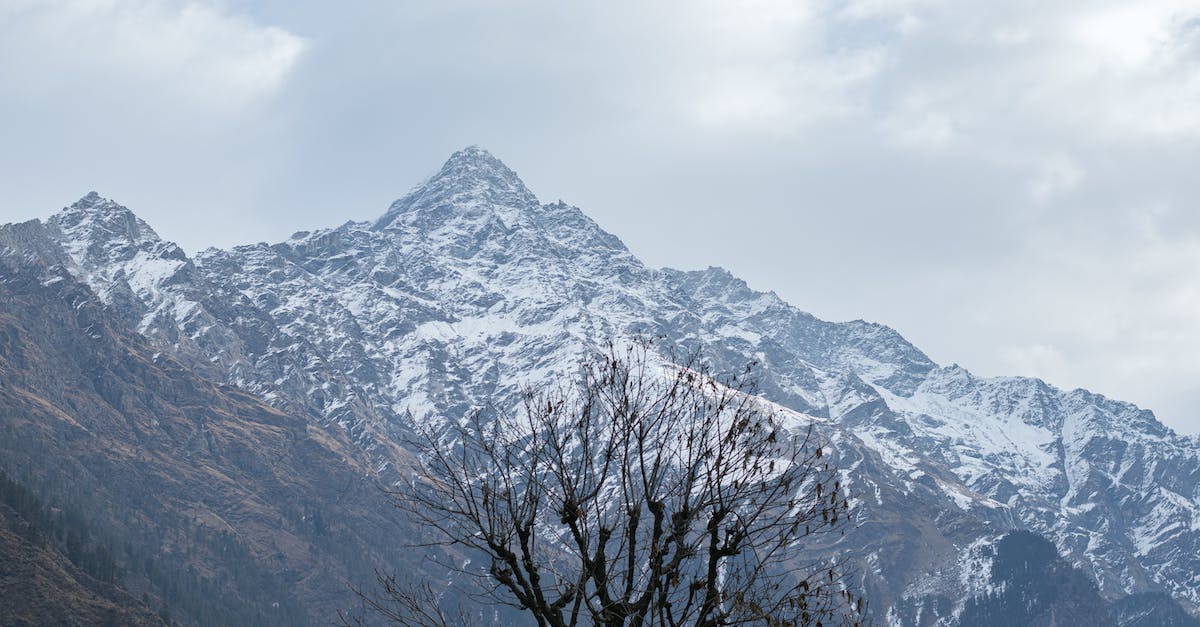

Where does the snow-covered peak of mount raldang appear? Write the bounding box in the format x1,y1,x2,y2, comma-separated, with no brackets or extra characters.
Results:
9,147,1199,624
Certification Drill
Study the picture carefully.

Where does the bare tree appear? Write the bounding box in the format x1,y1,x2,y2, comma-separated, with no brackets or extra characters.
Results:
390,342,864,626
342,573,473,627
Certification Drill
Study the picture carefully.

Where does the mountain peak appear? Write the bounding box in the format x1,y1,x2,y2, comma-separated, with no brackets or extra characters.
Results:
54,192,147,229
47,194,167,262
69,191,121,212
432,145,530,197
373,146,538,230
443,145,510,172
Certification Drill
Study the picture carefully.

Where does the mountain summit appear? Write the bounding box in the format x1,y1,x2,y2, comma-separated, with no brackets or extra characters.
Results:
373,145,539,230
2,147,1198,624
48,193,171,264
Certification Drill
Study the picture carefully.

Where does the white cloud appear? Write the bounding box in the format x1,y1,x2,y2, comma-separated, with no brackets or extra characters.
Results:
685,45,885,131
0,0,306,111
997,343,1067,382
1029,155,1085,204
1054,2,1200,138
1068,1,1187,70
576,0,890,133
583,0,1200,142
881,100,956,150
885,0,1200,140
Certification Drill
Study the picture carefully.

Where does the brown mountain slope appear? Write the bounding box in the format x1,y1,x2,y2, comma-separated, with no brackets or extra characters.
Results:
0,259,421,625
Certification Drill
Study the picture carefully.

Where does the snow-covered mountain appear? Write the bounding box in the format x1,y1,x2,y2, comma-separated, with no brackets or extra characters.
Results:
7,147,1199,624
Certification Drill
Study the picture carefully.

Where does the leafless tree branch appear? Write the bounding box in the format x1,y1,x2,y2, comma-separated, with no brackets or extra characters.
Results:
379,340,865,626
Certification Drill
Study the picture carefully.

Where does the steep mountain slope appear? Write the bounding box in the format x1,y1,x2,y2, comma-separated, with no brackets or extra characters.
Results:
7,146,1199,623
0,251,422,624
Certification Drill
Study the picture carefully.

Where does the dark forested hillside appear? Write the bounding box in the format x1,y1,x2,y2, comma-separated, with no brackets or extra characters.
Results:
0,470,163,627
952,532,1199,627
956,531,1115,626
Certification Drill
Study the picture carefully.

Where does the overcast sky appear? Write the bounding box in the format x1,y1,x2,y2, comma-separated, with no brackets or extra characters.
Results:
2,0,1199,433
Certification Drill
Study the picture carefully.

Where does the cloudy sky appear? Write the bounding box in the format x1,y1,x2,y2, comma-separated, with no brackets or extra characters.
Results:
2,0,1199,433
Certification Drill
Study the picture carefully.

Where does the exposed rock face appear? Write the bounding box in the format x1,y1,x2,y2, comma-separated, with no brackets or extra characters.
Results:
3,146,1198,624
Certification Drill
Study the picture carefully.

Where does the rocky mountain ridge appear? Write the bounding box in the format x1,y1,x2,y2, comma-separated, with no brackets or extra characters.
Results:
3,146,1198,624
